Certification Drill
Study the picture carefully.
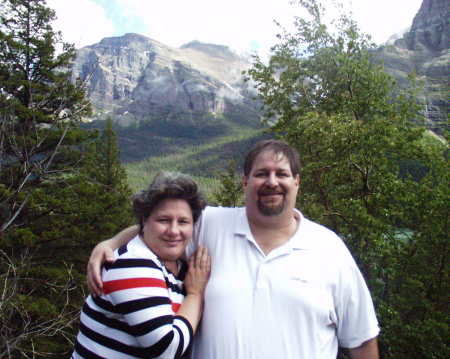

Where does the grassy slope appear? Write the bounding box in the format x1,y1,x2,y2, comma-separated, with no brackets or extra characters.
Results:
124,126,272,198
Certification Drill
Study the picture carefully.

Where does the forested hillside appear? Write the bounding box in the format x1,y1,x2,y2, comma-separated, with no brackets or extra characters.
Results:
0,0,448,358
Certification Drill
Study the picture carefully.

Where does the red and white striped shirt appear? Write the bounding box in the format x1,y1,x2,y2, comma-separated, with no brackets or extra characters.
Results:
73,236,192,359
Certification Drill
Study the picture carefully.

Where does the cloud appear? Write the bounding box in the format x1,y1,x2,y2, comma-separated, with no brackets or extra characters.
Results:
47,0,423,54
48,0,115,48
349,0,422,44
110,0,422,54
110,0,295,55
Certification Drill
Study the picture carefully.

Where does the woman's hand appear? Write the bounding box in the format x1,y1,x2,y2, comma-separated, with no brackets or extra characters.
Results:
86,240,115,296
184,246,211,297
86,226,139,296
172,246,211,333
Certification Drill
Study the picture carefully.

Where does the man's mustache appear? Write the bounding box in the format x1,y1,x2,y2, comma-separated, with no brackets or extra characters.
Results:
258,187,285,196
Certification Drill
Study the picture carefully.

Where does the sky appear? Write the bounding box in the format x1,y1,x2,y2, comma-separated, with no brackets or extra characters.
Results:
47,0,423,57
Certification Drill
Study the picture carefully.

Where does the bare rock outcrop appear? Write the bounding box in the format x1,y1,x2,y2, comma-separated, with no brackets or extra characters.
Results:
374,0,449,133
72,34,256,125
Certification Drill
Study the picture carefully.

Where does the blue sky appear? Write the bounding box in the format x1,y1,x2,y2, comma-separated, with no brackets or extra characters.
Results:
87,0,148,36
48,0,423,57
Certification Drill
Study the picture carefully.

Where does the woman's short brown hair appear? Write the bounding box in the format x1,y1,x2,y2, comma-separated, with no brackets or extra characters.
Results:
133,172,206,236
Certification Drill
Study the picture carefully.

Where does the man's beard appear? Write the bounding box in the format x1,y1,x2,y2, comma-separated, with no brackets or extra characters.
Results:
257,188,286,216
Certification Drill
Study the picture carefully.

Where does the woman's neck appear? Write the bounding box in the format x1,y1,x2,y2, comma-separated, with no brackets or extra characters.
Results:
164,260,179,276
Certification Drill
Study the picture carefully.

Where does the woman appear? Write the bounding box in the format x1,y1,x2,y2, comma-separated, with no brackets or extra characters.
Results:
72,172,210,359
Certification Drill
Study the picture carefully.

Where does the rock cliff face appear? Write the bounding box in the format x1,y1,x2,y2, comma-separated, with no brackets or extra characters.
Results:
406,0,449,52
72,34,256,125
73,0,448,134
374,0,449,132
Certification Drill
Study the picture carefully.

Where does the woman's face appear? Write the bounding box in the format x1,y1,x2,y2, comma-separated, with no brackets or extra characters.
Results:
142,198,193,262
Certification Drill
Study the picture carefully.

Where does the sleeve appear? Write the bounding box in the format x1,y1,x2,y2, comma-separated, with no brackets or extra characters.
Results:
335,250,380,348
103,258,193,359
186,208,209,258
186,205,229,259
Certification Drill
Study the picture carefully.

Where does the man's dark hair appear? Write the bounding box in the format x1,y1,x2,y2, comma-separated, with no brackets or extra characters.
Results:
133,172,206,236
243,140,301,177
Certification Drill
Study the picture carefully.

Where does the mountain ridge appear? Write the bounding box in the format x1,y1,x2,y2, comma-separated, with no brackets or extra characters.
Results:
374,0,449,133
72,0,448,173
72,0,448,134
72,33,257,126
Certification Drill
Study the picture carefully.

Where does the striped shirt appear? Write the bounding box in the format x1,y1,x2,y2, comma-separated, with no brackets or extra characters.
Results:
72,236,192,359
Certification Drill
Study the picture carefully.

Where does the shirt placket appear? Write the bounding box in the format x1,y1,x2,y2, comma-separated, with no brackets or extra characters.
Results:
250,245,293,358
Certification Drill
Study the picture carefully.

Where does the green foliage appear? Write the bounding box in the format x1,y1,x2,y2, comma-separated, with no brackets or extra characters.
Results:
124,127,270,194
0,0,93,353
247,1,449,357
90,100,264,164
0,2,134,356
140,111,230,139
211,160,244,207
80,117,134,239
1,119,134,357
0,0,93,233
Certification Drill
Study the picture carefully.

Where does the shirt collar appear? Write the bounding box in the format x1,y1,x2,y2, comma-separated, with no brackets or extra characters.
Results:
290,210,315,250
234,207,315,250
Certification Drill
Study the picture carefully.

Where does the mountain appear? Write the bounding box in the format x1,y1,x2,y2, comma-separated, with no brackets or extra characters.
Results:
72,33,265,166
374,0,449,133
72,0,448,170
72,33,260,127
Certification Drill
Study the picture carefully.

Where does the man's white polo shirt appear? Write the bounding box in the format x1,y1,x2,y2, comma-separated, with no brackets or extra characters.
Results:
188,206,379,359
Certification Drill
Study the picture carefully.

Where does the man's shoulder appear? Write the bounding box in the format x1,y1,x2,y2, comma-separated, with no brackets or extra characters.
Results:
297,212,348,251
203,205,244,220
204,205,244,213
301,216,338,237
297,211,336,236
195,206,245,238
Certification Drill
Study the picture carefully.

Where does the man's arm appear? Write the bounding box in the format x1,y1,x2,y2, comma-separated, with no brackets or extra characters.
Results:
87,225,138,295
348,337,379,359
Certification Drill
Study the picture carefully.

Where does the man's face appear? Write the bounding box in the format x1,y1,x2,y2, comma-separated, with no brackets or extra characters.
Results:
243,150,299,217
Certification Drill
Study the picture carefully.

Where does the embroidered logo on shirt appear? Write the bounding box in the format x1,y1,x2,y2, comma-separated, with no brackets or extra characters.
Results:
290,276,309,283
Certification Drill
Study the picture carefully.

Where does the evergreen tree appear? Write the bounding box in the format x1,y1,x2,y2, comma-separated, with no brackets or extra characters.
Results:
247,1,449,357
212,160,243,207
79,117,133,241
0,0,92,233
0,115,135,356
0,0,99,356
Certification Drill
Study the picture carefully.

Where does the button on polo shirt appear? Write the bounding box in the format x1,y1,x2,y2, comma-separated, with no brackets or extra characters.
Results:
187,206,379,359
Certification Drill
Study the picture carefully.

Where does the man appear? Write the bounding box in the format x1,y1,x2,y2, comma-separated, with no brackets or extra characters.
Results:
88,140,379,359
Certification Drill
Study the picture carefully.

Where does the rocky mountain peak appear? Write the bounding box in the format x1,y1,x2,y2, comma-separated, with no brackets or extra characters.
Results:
180,41,239,60
72,33,257,125
404,0,449,52
91,32,171,57
375,0,449,133
98,33,150,45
